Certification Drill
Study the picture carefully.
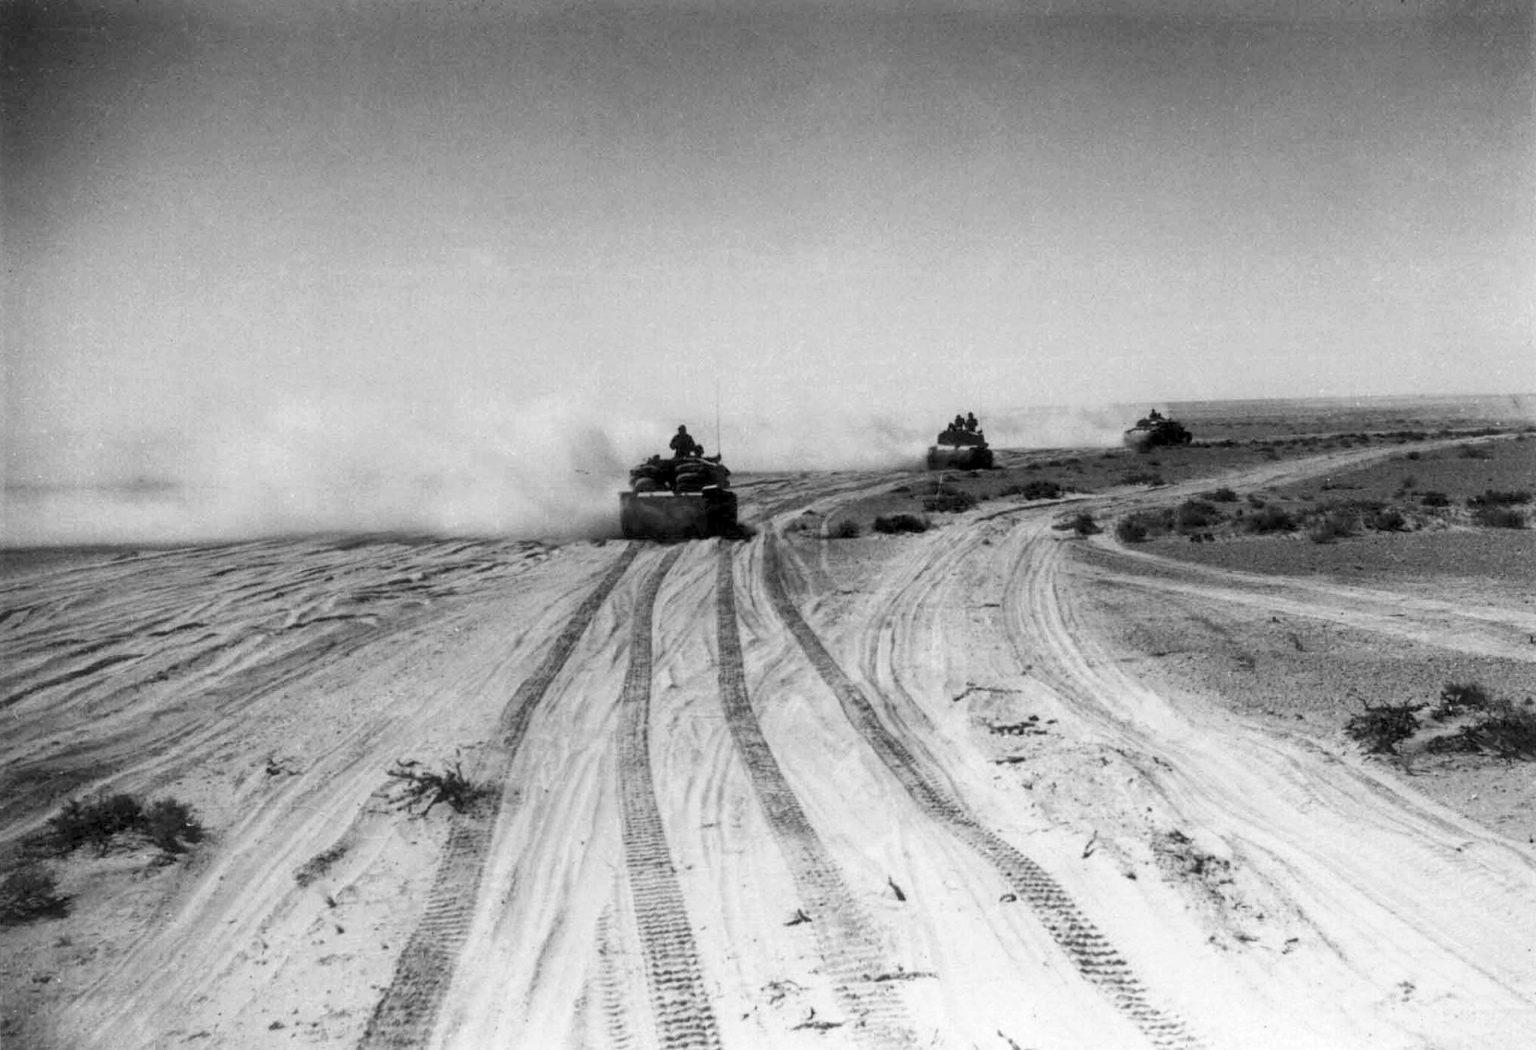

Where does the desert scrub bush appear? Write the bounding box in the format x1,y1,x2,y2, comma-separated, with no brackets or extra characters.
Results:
1345,703,1424,755
1472,505,1527,529
1246,492,1267,508
25,793,205,858
1306,511,1355,544
143,798,206,855
922,490,977,514
1426,693,1536,760
1052,511,1100,536
1174,499,1223,533
1459,698,1536,759
1468,489,1532,507
1419,491,1450,508
1431,681,1492,721
1120,469,1164,486
873,513,930,534
1203,487,1239,503
295,843,350,887
1242,505,1296,534
1456,443,1490,459
1115,508,1174,543
387,759,492,816
0,864,69,925
1363,507,1407,532
1115,516,1149,543
827,519,861,539
1004,479,1063,501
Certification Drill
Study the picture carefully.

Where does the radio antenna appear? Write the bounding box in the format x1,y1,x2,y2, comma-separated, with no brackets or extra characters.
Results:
714,374,722,459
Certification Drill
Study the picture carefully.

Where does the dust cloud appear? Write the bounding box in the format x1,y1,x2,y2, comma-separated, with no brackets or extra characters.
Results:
2,394,1133,546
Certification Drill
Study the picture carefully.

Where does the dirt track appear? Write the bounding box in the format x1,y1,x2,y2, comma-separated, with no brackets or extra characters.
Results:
4,443,1535,1049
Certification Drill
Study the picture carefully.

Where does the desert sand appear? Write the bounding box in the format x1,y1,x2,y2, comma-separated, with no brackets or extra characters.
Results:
3,405,1534,1050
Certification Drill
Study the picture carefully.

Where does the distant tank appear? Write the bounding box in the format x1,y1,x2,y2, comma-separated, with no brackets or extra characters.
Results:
1123,409,1192,451
619,452,739,540
926,422,994,470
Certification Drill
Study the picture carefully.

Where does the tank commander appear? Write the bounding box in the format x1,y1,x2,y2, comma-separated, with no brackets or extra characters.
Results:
965,412,978,432
670,425,701,459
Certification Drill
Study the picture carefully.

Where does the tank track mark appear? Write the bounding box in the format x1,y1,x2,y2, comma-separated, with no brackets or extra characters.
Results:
358,544,641,1050
616,546,724,1050
761,535,1202,1050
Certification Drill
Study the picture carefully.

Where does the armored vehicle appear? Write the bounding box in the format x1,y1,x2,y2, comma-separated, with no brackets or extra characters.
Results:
926,426,994,470
619,453,739,540
1123,409,1193,451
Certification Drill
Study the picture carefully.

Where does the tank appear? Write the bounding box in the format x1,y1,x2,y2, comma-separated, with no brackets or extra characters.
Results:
926,427,994,470
619,454,740,540
1123,410,1192,451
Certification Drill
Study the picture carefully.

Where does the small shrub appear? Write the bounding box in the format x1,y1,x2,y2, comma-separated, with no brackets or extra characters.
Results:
1457,444,1489,459
1427,695,1536,760
923,491,977,514
1468,490,1532,507
1472,505,1526,529
1005,479,1063,501
1174,499,1222,532
1116,516,1149,543
1345,703,1424,754
1246,493,1268,508
295,843,350,887
1053,511,1100,537
24,793,203,858
1461,700,1536,759
873,513,930,534
1242,505,1296,534
1432,681,1492,721
827,519,861,539
1363,507,1407,532
36,794,145,856
143,798,206,854
1405,450,1422,460
0,865,69,925
1121,470,1164,486
1419,491,1450,508
387,759,492,816
1204,487,1239,503
1307,512,1354,544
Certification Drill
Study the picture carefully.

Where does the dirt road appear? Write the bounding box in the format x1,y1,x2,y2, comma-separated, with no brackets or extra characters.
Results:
4,446,1534,1049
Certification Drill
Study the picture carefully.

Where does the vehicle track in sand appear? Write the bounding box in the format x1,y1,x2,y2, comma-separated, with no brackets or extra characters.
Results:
615,546,723,1050
714,544,921,1049
759,532,1202,1050
996,513,1536,1045
359,543,640,1050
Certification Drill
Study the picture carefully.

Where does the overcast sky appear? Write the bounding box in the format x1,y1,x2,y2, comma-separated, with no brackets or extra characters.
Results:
2,0,1532,540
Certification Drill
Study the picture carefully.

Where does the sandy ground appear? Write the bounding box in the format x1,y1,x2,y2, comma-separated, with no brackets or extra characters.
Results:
3,422,1534,1050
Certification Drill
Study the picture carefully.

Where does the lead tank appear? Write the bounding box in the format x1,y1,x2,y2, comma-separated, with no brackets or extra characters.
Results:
1123,410,1192,451
619,453,739,540
926,426,994,470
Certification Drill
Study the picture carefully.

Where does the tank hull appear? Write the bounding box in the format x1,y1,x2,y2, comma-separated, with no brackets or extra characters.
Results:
619,489,739,541
1123,420,1192,451
926,445,994,470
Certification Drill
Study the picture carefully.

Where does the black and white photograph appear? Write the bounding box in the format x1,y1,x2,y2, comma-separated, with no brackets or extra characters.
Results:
3,1,1533,1047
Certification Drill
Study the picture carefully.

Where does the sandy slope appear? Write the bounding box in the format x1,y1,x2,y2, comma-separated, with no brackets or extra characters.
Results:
3,445,1534,1050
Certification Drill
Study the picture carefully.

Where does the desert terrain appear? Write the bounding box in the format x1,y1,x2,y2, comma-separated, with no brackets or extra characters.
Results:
3,397,1535,1050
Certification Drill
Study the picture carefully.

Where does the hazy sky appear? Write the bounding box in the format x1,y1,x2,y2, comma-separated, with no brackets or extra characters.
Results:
2,0,1533,540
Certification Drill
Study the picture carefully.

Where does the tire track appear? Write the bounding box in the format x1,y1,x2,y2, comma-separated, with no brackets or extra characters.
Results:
715,545,921,1048
761,533,1202,1050
615,546,722,1050
358,543,640,1050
